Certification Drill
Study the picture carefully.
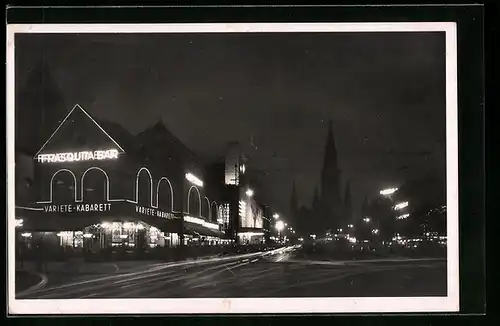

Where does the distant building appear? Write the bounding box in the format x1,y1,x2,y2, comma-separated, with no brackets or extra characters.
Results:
319,120,344,231
224,141,242,186
206,142,266,245
291,120,347,236
261,204,272,243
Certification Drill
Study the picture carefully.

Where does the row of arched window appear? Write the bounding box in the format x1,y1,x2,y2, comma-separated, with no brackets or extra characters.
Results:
41,166,219,222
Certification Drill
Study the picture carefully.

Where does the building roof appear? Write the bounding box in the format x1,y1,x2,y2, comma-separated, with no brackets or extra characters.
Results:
136,120,204,168
96,119,138,153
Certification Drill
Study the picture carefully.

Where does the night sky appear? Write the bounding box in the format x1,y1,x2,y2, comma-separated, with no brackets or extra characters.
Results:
15,32,447,220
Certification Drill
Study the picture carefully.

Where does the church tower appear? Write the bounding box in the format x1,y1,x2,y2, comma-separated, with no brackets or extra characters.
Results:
319,120,343,231
312,185,320,212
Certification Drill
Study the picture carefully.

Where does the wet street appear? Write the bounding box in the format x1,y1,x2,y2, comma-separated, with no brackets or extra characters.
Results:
17,246,447,299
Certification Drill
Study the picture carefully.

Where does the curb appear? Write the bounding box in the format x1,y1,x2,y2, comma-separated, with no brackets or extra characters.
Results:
16,271,48,296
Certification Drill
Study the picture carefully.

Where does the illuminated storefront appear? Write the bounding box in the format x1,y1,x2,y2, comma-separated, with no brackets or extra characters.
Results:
15,104,227,252
237,187,265,244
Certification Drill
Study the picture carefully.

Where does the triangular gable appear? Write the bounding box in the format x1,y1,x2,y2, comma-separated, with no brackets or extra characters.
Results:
34,104,125,158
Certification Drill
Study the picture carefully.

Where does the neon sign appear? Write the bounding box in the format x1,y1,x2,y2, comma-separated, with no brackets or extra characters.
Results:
185,172,203,187
184,215,219,230
37,149,119,163
135,205,176,219
43,203,112,213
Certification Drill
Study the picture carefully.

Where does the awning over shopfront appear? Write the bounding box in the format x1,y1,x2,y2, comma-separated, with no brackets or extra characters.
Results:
138,215,181,233
15,204,182,233
15,207,103,231
238,227,265,235
184,221,225,238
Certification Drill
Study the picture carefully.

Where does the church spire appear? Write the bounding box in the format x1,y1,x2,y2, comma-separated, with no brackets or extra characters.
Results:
361,195,370,216
312,185,319,208
319,119,343,230
323,119,339,171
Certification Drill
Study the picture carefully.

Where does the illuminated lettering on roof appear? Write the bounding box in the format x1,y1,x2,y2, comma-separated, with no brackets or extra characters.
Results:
37,149,119,163
34,104,126,159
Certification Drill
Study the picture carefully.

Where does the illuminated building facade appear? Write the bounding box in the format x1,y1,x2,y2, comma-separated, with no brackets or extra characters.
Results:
224,141,242,186
205,143,266,245
15,104,229,253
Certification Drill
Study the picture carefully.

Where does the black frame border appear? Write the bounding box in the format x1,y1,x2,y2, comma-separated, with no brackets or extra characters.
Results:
5,4,486,319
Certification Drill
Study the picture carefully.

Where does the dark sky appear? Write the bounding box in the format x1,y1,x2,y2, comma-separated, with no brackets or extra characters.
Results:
16,32,447,220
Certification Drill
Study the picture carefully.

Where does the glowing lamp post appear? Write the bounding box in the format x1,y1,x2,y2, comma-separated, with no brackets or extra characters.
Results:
380,188,398,196
275,220,285,243
394,201,409,210
397,213,410,220
185,172,203,187
273,213,279,219
246,188,254,197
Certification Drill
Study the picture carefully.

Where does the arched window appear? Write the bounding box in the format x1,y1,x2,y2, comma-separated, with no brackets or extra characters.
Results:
81,167,109,203
211,202,218,223
187,186,201,217
136,168,153,207
202,197,211,220
51,169,77,203
157,177,174,212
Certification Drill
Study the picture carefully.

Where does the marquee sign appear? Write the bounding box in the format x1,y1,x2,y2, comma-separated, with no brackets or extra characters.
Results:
43,203,112,213
38,201,179,228
135,205,177,219
37,149,119,163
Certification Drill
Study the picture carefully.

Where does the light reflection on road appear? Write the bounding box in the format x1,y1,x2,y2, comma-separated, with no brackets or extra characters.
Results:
17,245,446,299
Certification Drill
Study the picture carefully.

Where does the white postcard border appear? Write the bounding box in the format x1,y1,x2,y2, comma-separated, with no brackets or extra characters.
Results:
6,22,459,314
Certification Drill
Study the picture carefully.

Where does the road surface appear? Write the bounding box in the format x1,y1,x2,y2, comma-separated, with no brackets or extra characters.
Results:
17,246,447,299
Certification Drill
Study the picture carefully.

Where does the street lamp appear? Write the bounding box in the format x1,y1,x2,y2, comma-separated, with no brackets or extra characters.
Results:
185,172,203,187
380,188,398,196
246,188,254,197
273,213,279,219
275,220,285,243
396,213,410,220
394,201,409,210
